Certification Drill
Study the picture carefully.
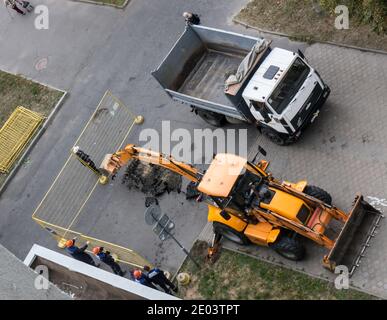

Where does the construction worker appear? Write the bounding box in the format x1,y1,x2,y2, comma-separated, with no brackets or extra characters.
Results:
71,146,100,173
92,247,126,277
143,265,178,294
3,0,25,15
133,269,157,290
182,11,200,25
65,238,98,266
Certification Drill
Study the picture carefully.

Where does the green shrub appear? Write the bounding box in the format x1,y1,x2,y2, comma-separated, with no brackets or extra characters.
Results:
319,0,387,34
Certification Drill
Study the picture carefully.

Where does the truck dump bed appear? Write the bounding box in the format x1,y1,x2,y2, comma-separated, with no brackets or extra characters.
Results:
152,25,262,119
179,49,245,106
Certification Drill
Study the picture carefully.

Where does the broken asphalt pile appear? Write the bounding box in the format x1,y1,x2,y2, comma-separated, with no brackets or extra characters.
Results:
122,159,182,196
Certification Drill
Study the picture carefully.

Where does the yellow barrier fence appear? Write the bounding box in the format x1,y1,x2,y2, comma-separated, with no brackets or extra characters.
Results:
33,217,152,269
0,106,45,173
31,90,149,269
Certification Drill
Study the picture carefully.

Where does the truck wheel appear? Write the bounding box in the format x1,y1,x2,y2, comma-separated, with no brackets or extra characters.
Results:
197,110,226,127
304,185,332,205
269,235,305,261
225,116,245,124
213,222,250,245
261,127,288,146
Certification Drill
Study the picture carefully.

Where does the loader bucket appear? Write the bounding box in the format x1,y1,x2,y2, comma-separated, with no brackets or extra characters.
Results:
323,195,383,276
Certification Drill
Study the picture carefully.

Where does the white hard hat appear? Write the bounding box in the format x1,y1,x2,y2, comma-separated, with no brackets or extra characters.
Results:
183,12,191,18
72,146,80,154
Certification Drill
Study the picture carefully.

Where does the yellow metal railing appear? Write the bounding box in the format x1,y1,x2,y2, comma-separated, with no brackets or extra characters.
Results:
32,90,148,269
33,217,152,269
0,107,45,173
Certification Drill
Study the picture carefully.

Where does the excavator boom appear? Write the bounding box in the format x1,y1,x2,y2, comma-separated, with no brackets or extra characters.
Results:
100,144,200,182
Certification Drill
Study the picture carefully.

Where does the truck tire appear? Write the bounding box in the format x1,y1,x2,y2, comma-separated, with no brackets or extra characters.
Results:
304,185,332,205
197,110,226,127
213,222,250,245
225,116,245,124
260,127,288,146
269,235,305,261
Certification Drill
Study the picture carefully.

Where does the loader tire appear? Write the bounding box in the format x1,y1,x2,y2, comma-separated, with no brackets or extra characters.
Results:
213,222,250,245
270,235,305,261
304,185,332,205
197,110,226,127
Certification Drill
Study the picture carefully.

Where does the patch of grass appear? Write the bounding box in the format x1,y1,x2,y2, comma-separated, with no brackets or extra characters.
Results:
0,70,63,186
178,241,375,300
235,0,387,51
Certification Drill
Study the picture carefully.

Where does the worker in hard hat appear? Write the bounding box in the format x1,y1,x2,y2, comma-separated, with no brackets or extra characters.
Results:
133,269,157,289
143,265,178,294
182,11,200,25
92,247,126,277
65,238,98,267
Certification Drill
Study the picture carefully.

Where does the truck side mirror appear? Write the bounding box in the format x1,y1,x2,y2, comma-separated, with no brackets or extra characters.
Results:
298,49,306,60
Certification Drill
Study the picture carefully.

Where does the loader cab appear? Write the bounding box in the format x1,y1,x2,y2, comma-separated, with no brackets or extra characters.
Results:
197,153,270,215
198,153,312,224
224,170,277,213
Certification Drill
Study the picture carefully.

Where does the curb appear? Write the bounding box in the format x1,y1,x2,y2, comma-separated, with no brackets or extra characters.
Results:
0,88,68,197
70,0,130,9
233,18,387,56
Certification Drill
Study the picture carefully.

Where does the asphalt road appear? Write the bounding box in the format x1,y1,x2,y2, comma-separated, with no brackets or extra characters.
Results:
1,0,298,272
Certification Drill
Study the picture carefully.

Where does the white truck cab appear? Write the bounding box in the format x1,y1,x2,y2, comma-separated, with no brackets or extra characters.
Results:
242,48,330,144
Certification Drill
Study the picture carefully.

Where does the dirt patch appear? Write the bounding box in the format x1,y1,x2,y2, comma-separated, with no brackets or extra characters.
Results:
177,241,376,300
189,239,209,258
121,159,182,196
235,0,387,51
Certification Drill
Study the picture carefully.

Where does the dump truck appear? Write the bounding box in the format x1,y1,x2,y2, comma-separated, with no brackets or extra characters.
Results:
152,25,331,145
99,145,383,275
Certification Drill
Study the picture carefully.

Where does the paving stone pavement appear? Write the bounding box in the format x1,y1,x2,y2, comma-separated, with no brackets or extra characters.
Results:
199,43,387,299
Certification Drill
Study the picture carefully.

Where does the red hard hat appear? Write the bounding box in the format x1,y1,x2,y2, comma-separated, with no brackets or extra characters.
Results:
65,240,74,248
92,247,101,255
133,270,142,279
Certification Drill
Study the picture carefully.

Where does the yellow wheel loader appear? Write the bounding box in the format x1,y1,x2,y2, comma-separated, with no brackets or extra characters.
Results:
99,144,383,275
